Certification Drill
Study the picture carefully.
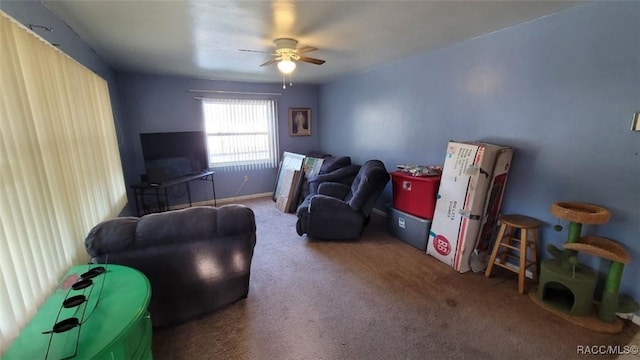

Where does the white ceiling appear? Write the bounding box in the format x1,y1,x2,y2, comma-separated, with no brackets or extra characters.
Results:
43,0,583,84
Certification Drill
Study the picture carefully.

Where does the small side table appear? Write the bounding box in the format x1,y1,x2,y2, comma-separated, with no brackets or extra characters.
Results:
5,264,152,360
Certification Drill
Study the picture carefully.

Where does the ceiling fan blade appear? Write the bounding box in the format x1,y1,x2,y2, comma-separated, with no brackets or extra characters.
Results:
239,49,274,54
298,56,325,65
259,58,279,67
296,46,318,54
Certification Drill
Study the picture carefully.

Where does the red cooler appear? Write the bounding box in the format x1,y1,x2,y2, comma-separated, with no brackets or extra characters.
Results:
391,171,441,219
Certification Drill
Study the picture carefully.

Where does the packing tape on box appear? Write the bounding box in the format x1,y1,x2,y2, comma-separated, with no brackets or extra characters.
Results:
459,209,481,220
465,166,490,178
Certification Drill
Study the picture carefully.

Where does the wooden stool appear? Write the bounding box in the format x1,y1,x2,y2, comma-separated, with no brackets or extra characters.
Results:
485,214,542,294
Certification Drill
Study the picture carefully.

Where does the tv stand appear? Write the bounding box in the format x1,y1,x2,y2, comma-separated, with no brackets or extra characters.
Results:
130,170,216,216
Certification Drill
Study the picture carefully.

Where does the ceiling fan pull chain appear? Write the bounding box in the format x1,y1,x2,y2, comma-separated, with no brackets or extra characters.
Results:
282,72,286,89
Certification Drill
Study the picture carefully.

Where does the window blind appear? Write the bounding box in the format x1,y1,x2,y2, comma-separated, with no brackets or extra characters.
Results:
202,98,279,171
0,12,126,353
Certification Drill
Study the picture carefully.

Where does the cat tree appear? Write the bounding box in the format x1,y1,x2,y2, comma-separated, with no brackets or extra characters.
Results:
530,201,631,333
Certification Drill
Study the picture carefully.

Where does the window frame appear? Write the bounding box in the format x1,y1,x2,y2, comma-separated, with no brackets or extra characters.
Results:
201,98,279,171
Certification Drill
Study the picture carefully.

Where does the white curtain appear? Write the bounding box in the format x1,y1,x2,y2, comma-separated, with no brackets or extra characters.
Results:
0,12,126,353
202,98,279,171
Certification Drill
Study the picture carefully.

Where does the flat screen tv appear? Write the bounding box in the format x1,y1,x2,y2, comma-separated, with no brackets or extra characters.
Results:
140,131,209,183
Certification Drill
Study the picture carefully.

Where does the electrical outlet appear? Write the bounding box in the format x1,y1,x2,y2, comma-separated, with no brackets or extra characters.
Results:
243,175,249,182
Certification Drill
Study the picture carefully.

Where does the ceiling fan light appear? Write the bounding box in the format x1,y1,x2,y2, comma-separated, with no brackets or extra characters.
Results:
277,59,296,74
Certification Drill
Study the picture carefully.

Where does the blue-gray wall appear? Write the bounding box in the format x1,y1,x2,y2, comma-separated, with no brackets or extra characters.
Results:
319,2,640,302
117,73,319,210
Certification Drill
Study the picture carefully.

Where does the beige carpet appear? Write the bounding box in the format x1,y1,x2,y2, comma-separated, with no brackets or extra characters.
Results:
152,197,638,360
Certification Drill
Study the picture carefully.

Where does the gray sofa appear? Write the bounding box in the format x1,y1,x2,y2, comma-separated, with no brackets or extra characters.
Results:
84,204,256,327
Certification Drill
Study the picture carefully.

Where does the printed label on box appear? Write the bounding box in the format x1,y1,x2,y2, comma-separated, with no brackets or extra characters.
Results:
432,234,451,256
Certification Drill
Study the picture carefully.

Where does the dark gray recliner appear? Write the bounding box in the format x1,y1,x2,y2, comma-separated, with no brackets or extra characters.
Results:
307,162,361,196
296,155,361,207
296,160,390,240
84,205,256,327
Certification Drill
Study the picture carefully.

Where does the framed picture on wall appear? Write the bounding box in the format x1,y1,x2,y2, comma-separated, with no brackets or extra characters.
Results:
632,112,640,131
289,108,311,136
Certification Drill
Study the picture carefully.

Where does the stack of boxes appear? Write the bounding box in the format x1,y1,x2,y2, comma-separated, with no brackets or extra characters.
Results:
387,171,441,250
387,140,513,275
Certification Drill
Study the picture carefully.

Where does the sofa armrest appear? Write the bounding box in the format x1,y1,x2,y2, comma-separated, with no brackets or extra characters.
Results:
308,164,361,194
318,182,351,199
214,204,256,236
85,217,139,257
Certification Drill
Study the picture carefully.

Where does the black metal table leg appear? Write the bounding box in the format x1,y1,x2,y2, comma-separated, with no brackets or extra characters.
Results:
211,174,217,206
187,182,192,207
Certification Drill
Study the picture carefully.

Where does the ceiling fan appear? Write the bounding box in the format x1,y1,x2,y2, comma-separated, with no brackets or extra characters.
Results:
239,38,325,74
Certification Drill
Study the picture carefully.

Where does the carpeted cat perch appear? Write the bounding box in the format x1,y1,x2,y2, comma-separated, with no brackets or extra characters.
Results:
529,201,633,334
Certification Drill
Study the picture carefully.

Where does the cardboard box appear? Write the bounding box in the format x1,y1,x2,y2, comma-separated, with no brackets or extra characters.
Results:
391,171,441,220
474,149,512,254
387,206,432,251
426,141,512,273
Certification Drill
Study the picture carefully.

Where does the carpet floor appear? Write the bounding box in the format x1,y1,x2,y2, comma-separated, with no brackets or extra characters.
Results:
152,197,638,360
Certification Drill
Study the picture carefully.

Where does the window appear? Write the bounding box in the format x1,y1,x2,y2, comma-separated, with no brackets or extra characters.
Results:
202,98,279,171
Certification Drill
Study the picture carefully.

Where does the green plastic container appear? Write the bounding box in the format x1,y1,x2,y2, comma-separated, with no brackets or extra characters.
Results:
5,264,152,359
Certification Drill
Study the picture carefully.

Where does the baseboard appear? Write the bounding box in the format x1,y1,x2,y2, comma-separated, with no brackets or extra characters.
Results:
372,208,387,217
169,192,272,210
214,192,273,205
616,312,640,326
